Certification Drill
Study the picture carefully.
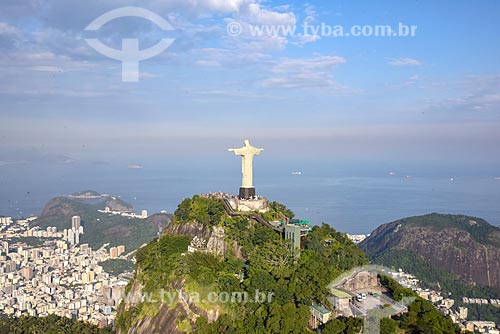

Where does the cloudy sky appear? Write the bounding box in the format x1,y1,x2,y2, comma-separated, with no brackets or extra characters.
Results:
1,0,500,167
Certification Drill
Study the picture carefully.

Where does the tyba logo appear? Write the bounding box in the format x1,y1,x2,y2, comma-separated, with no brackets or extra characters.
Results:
85,7,175,82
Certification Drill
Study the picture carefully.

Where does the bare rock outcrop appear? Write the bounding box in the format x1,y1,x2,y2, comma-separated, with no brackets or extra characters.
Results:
360,213,500,292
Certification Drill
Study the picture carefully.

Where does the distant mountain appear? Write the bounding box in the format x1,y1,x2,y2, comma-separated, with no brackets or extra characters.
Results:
360,213,500,292
68,190,134,212
31,194,169,251
101,196,135,212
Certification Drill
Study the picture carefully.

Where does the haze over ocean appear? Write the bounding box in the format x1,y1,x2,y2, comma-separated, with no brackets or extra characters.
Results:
2,158,499,234
1,1,500,235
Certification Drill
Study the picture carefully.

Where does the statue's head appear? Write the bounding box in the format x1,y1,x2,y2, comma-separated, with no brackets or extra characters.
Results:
244,139,250,146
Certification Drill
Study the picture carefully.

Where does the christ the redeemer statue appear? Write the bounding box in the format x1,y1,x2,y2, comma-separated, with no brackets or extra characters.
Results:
229,139,263,199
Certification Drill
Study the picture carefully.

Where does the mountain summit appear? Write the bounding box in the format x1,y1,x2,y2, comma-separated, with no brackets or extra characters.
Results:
360,213,500,292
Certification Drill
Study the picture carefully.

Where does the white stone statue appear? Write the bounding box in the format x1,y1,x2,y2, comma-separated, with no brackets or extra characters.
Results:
228,140,263,188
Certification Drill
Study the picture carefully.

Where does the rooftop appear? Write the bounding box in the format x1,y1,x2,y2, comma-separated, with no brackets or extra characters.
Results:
311,304,331,315
330,288,352,299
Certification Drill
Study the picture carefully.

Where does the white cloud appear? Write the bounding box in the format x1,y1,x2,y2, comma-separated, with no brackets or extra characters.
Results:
244,3,296,25
188,89,279,100
388,57,422,66
193,59,221,67
194,0,245,13
139,72,161,79
270,55,346,74
0,22,21,36
0,49,94,73
31,65,63,72
146,0,246,15
425,74,500,114
303,4,316,23
387,74,420,89
188,47,269,68
262,55,347,89
237,34,289,52
295,33,321,45
0,0,302,67
472,94,500,104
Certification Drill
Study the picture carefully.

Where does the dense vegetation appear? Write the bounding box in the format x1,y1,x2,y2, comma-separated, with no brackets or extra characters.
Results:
321,317,364,334
71,190,103,197
116,196,466,333
0,314,114,334
374,249,500,325
171,195,226,227
398,299,460,334
135,235,192,292
379,275,417,302
261,201,295,221
4,237,57,247
99,259,135,275
378,276,460,334
115,234,192,331
117,196,367,333
192,221,367,334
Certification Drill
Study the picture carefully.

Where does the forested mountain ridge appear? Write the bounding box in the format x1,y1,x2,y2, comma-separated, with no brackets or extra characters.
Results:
115,196,459,334
31,193,169,250
115,195,368,333
360,213,500,292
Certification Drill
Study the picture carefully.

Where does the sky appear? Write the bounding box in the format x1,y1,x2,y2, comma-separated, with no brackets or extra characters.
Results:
1,0,500,169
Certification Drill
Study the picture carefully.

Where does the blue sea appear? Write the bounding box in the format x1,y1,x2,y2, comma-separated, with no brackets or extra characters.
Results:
1,160,500,234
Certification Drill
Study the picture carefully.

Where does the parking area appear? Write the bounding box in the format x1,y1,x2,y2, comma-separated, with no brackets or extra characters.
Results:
350,292,408,317
356,295,385,310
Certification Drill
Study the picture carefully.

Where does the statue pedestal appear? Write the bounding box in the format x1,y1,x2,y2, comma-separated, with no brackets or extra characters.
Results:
233,195,269,213
239,187,255,199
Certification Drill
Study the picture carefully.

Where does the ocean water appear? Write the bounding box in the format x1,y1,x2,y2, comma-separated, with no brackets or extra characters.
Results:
1,160,500,234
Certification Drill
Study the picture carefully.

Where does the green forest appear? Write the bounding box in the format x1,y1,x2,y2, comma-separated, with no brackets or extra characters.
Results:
0,314,113,334
115,195,462,334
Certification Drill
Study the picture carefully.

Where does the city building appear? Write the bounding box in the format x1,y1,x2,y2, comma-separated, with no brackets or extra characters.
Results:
68,229,75,245
0,217,13,224
109,247,118,259
21,266,34,280
72,216,81,232
0,217,128,326
117,245,125,256
330,288,352,312
309,304,332,329
285,224,301,252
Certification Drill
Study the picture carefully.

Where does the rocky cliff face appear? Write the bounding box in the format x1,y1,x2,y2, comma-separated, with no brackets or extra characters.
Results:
118,222,235,333
119,277,187,334
206,226,227,256
360,213,500,291
163,221,212,240
164,222,233,257
127,304,186,334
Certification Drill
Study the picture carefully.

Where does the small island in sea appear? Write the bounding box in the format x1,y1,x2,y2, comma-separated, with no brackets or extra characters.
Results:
68,190,109,199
